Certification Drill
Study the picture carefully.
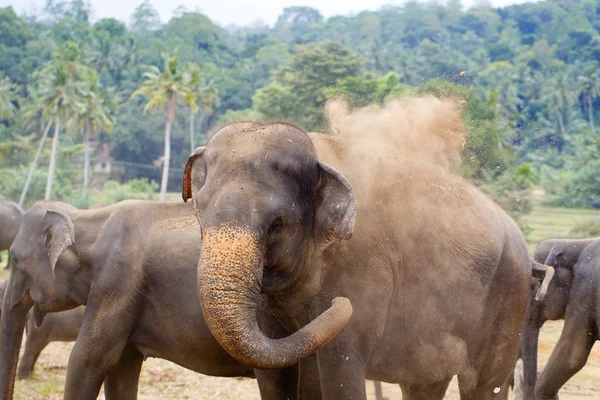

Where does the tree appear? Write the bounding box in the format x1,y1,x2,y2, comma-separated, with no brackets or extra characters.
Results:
131,52,195,200
0,6,33,83
37,42,87,201
78,70,117,201
541,71,578,147
186,62,218,152
0,73,18,121
577,64,600,136
253,41,364,130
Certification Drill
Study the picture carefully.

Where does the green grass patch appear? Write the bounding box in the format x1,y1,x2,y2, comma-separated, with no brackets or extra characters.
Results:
523,205,600,253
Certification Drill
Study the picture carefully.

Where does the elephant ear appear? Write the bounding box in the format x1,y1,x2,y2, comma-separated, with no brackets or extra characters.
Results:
182,146,206,202
313,161,356,254
43,210,75,273
544,246,564,266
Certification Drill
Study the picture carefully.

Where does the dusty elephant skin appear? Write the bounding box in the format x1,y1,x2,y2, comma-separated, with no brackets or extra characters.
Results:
183,121,534,400
0,201,23,269
520,237,600,400
0,281,84,380
0,200,309,400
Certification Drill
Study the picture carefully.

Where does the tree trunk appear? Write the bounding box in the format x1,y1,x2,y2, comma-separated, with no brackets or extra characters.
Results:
588,95,596,136
45,115,61,201
190,107,195,154
83,123,90,202
557,111,566,137
197,110,205,145
19,120,52,207
159,120,171,201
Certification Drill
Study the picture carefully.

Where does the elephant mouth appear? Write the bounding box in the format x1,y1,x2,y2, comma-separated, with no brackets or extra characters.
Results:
33,305,46,327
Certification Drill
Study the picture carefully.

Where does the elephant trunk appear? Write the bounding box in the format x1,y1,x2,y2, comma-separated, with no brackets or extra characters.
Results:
0,281,32,399
520,297,544,400
198,225,352,369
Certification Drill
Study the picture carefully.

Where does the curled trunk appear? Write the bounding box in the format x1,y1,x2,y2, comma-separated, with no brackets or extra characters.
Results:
198,226,352,369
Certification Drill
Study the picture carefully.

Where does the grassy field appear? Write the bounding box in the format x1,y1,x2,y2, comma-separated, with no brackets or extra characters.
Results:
2,202,600,399
522,204,600,252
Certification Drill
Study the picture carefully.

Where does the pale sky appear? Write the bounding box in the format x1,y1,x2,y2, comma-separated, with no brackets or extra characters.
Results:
2,0,538,27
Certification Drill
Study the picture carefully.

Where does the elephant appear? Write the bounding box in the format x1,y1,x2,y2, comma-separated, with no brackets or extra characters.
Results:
0,280,85,380
0,200,314,400
520,237,600,400
182,121,537,400
19,306,84,380
0,201,22,269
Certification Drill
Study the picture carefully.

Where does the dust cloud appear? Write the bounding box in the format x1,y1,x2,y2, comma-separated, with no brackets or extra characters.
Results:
311,96,470,209
324,96,466,170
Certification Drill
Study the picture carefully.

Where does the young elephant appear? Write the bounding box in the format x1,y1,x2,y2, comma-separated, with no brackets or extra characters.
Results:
19,307,85,379
0,201,22,269
0,201,307,400
520,237,598,400
0,281,84,380
182,121,534,399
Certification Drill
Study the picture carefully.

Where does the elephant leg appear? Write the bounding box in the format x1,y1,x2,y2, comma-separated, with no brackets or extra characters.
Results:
400,378,451,400
17,327,50,379
374,381,383,400
255,366,299,400
535,313,595,400
298,355,322,400
316,338,367,400
491,379,511,400
64,293,136,400
103,344,144,400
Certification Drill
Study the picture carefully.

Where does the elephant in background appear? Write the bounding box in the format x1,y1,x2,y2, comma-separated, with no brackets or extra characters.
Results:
0,280,85,380
0,201,22,269
0,200,314,400
182,121,536,399
521,237,598,400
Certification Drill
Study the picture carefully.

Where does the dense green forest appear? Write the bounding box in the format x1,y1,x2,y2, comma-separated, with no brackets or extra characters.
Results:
0,0,599,219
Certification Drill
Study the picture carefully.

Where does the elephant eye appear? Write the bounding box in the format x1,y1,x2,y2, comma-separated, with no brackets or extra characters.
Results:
268,218,284,236
10,252,19,265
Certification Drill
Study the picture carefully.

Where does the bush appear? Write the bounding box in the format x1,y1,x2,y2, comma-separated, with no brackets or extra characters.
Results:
0,166,74,208
479,163,538,236
569,219,600,238
545,159,600,208
93,178,159,206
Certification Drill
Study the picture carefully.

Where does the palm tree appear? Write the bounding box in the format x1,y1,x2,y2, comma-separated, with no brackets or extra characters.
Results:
37,42,87,201
131,52,195,200
78,71,117,201
0,73,18,122
577,65,600,136
186,62,218,153
18,86,53,207
541,71,578,143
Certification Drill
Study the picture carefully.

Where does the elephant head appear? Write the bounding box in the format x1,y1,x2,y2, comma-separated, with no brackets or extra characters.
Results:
183,122,354,369
0,203,81,399
520,238,592,400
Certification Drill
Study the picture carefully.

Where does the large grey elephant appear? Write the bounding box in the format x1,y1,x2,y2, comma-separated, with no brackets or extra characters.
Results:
521,237,599,400
0,201,22,268
0,200,313,400
182,121,536,399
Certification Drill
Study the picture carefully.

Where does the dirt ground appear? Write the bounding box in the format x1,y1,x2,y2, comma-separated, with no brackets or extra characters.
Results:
9,320,600,399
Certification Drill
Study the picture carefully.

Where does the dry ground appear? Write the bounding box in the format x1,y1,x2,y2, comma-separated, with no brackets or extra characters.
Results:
7,320,600,399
